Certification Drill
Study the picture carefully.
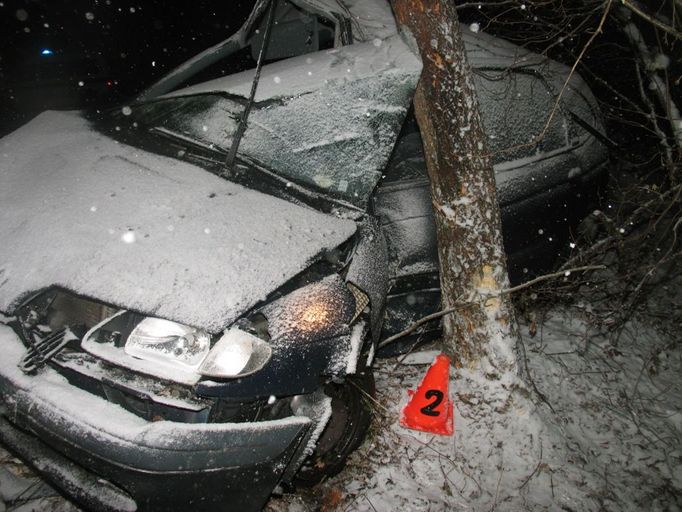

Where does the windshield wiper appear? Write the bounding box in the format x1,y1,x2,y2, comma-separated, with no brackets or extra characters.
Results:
225,0,277,171
149,126,228,156
148,126,363,218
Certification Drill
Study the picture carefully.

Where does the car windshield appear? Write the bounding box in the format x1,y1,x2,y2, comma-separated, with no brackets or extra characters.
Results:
111,35,420,209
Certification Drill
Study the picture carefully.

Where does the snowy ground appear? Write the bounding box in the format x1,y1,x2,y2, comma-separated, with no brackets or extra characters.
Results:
1,287,681,511
266,283,682,511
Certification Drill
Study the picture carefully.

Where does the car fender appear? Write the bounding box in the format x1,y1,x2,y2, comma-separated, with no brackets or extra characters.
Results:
346,217,389,342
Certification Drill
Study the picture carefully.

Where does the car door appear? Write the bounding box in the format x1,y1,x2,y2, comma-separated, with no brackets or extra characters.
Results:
372,131,442,351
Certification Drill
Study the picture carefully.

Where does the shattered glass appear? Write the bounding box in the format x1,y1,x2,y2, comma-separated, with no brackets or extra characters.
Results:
130,75,414,208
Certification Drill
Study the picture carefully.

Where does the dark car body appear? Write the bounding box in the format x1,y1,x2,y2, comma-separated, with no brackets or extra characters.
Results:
0,1,608,510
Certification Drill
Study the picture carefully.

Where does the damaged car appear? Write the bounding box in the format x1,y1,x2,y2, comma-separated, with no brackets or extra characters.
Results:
0,0,608,510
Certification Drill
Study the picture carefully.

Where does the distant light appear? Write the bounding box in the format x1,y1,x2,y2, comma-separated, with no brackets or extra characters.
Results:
40,48,54,56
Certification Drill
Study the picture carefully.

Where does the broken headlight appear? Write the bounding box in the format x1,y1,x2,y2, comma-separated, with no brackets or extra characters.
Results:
82,312,212,383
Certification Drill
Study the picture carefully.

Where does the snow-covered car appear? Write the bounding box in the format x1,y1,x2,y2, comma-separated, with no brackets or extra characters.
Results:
0,1,608,510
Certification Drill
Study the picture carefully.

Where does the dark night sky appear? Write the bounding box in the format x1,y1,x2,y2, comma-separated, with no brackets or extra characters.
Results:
0,0,254,133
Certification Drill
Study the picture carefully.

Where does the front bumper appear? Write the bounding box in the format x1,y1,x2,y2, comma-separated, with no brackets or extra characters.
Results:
0,324,311,511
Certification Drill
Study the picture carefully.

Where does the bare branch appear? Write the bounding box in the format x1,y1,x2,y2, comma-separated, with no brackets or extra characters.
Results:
620,0,682,40
378,266,605,349
494,265,607,296
377,304,467,349
482,0,612,160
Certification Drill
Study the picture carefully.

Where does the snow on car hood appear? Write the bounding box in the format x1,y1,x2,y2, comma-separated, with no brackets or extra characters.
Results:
0,111,356,331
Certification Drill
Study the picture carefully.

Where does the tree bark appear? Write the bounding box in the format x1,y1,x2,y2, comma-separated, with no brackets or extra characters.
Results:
390,0,519,373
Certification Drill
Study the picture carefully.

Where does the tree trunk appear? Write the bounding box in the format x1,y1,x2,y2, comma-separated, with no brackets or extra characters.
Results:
391,0,518,373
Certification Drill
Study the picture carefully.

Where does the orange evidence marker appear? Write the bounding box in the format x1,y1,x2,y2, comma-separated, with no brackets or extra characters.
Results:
399,353,454,436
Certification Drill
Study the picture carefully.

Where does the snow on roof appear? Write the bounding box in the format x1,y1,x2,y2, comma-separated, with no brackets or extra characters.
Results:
163,33,420,103
0,111,356,331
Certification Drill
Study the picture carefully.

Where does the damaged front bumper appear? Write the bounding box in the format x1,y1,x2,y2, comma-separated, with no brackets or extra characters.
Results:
0,324,317,512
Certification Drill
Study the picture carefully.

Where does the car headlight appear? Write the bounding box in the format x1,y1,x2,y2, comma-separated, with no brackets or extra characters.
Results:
82,310,273,383
198,327,272,379
124,317,210,370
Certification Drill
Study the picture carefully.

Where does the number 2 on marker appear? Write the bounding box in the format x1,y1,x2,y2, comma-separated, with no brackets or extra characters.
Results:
420,389,444,417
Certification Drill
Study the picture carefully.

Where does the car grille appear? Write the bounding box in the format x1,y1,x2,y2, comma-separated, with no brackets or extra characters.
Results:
18,327,73,373
9,288,287,425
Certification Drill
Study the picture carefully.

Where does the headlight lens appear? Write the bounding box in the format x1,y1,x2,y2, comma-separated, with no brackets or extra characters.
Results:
82,311,272,383
124,317,210,370
198,328,271,379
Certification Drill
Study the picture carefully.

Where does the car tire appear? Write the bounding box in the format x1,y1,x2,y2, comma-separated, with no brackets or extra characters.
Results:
294,367,375,486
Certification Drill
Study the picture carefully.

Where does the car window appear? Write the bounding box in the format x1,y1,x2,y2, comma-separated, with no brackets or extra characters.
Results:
129,94,243,146
249,2,336,62
173,5,336,93
381,69,571,185
112,0,419,210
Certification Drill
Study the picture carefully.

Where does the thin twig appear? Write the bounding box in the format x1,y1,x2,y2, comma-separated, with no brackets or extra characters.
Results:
495,265,606,296
349,379,391,415
621,0,682,40
393,330,428,370
480,0,612,160
490,466,504,512
364,495,378,512
378,265,605,349
518,461,542,490
518,333,556,413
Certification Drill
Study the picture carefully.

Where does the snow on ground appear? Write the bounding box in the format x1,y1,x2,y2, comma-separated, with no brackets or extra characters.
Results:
267,302,682,510
1,294,680,511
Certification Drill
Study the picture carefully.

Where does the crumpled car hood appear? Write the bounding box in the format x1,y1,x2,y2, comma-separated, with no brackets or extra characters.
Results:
0,111,356,331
